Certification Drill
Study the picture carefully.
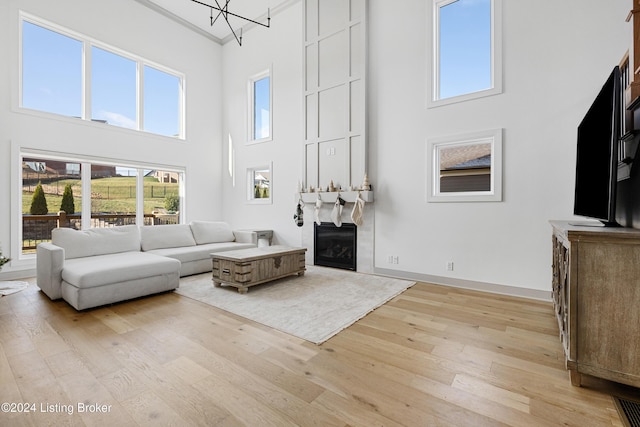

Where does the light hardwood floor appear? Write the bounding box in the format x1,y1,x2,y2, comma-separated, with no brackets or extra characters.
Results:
1,275,638,426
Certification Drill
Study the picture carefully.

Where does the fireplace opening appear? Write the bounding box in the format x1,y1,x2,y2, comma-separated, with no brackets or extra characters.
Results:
314,222,357,271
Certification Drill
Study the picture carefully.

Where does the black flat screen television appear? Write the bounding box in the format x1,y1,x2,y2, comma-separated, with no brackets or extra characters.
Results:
573,66,621,227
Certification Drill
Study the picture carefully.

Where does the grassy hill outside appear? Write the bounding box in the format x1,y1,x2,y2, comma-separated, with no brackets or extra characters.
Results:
22,176,179,214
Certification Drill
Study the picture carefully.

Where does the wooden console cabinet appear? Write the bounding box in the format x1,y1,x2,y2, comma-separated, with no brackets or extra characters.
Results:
550,220,640,387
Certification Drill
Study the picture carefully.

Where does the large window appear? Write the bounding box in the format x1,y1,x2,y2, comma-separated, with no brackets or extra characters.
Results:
19,151,184,256
430,0,502,107
20,14,185,138
248,68,272,143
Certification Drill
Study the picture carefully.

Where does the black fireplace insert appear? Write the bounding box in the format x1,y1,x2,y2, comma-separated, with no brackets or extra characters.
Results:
314,222,357,271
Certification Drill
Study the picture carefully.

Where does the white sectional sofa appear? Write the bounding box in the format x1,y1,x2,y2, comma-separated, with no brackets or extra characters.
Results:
36,221,257,310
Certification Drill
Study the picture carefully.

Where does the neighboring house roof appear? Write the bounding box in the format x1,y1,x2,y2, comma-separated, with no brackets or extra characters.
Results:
439,143,492,171
446,154,491,170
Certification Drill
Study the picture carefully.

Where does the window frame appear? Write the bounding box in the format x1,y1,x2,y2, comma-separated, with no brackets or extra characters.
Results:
12,145,186,262
426,128,503,202
18,12,186,139
428,0,503,108
20,18,84,119
247,67,273,144
246,163,273,205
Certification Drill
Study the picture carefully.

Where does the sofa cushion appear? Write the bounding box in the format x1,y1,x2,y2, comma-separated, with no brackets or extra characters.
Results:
140,224,196,251
189,221,235,244
146,242,256,263
61,252,180,289
52,225,140,259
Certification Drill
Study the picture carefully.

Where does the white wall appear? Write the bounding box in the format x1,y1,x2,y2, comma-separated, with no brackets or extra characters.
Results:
221,2,304,247
1,0,632,295
369,0,631,294
222,0,631,296
0,0,222,276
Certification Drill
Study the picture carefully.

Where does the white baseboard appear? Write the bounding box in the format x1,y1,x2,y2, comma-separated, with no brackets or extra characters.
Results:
374,267,551,302
0,267,36,281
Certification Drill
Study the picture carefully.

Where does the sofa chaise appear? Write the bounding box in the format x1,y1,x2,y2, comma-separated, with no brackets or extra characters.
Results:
36,221,257,310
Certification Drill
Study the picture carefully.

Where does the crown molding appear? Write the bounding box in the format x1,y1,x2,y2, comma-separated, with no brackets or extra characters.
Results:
132,0,223,44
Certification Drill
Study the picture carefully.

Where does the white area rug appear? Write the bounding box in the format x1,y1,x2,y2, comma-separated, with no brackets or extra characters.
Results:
0,280,29,296
176,266,415,344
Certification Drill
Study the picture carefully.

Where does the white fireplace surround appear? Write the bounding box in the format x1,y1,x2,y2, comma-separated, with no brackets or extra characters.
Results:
300,196,374,273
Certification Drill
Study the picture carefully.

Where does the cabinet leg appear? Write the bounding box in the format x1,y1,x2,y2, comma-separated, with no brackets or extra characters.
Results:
569,369,582,387
213,280,221,287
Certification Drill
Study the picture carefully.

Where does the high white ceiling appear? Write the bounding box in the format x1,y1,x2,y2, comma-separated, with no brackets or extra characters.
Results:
140,0,287,44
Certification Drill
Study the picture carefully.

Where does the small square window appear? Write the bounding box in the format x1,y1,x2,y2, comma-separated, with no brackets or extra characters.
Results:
427,129,503,202
247,164,272,204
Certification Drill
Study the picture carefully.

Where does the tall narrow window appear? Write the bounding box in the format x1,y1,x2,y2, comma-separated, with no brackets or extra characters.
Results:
91,47,137,129
21,21,82,117
248,69,272,143
430,0,502,107
144,65,182,138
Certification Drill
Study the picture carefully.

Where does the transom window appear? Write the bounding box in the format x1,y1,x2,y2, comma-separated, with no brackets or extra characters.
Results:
21,20,83,117
430,0,502,107
20,13,184,138
91,47,137,129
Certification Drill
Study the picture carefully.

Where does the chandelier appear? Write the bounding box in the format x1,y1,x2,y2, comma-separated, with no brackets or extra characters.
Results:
190,0,271,46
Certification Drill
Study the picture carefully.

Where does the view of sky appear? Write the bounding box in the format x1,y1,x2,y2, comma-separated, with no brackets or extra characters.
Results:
22,1,489,137
254,76,270,140
438,0,491,99
22,21,82,117
22,20,181,138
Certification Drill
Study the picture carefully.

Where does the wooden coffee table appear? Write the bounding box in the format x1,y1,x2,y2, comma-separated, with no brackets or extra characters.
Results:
211,245,307,294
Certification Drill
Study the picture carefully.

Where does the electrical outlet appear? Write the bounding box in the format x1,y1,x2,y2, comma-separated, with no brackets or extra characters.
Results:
393,256,399,264
447,261,454,271
388,255,394,264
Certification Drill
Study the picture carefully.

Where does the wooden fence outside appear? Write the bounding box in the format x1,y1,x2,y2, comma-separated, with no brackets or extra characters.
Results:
21,211,179,252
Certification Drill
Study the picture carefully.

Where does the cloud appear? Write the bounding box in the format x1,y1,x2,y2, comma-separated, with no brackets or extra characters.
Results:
99,111,136,129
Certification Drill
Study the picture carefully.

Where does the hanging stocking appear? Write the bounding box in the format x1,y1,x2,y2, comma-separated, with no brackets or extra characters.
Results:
293,199,304,227
314,196,323,225
331,196,345,227
351,192,365,226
